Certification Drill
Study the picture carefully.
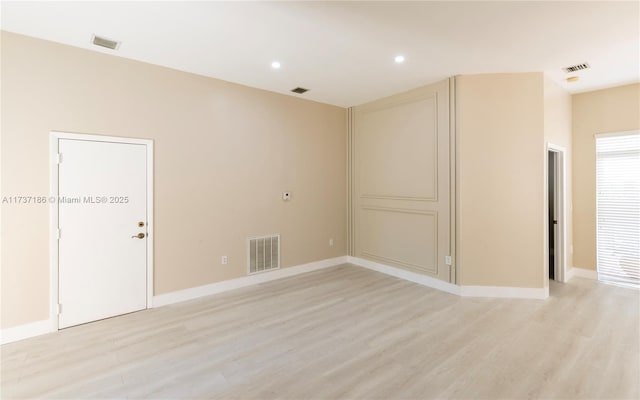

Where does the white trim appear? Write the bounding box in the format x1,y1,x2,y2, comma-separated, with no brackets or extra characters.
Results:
153,256,349,307
0,318,55,345
49,131,154,332
460,285,548,299
348,256,460,296
546,142,568,283
3,255,553,344
4,257,347,344
594,130,639,139
567,267,598,281
348,256,548,299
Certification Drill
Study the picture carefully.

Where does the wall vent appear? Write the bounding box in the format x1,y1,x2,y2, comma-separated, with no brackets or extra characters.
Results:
563,63,590,73
291,87,309,94
91,35,120,50
248,234,280,274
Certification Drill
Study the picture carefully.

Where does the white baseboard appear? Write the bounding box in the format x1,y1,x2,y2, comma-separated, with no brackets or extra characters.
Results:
2,256,349,345
460,285,548,299
2,254,553,345
567,266,598,281
348,256,461,295
153,256,349,307
1,318,55,345
348,256,548,300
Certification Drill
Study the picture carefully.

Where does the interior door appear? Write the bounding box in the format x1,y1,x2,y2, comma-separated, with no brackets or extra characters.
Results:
548,151,556,280
58,139,147,328
352,79,452,282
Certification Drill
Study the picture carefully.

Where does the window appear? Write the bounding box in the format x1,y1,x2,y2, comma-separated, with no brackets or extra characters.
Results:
596,132,640,289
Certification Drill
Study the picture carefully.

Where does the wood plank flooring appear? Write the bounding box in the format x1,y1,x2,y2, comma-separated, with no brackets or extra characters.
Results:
2,264,639,399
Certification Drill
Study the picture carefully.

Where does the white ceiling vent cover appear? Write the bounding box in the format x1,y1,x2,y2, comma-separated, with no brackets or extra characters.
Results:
248,234,280,274
91,34,120,50
563,63,590,73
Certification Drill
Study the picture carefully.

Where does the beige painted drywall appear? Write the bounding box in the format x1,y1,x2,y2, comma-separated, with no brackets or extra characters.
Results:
0,31,347,329
572,83,640,271
351,79,452,282
544,77,573,283
456,73,545,288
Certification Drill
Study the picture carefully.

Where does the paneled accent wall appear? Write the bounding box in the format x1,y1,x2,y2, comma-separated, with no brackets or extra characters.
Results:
349,79,453,282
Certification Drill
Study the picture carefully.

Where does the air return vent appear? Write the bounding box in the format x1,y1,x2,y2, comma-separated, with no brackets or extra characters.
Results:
563,63,590,73
248,234,280,274
91,35,120,50
291,87,309,94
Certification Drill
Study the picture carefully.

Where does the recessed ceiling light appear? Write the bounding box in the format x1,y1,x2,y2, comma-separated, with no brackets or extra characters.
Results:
271,61,281,69
566,76,579,83
394,55,405,64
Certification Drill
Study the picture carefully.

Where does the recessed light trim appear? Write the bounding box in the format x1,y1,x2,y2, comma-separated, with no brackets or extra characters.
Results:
566,76,579,83
394,55,405,64
271,61,281,69
91,34,120,50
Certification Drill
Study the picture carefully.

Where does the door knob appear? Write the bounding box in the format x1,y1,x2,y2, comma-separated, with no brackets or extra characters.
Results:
131,233,146,239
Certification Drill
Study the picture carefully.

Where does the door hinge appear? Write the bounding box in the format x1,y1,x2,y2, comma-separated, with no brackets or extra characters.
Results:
57,303,62,315
56,153,63,164
445,255,452,266
57,228,61,239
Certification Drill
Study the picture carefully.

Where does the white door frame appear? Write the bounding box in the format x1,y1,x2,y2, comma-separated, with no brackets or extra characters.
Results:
546,143,567,283
49,131,154,330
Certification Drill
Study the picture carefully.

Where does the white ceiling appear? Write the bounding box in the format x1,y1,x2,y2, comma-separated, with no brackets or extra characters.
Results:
1,1,638,107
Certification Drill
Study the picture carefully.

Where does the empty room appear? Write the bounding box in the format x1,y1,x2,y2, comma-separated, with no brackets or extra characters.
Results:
1,1,639,399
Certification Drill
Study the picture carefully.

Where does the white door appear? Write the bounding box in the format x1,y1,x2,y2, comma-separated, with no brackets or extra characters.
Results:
58,139,148,328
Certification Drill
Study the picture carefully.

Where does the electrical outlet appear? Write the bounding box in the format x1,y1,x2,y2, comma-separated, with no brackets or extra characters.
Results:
221,256,228,265
329,238,334,247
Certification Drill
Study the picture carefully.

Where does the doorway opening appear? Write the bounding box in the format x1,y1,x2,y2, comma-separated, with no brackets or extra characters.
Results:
547,144,566,283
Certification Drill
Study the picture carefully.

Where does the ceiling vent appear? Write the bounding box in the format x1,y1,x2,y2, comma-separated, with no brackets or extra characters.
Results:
563,63,590,73
291,87,309,94
91,35,120,50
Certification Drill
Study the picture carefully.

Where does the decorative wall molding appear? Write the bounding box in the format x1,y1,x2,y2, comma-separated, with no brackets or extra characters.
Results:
360,194,433,202
360,251,437,275
361,205,435,216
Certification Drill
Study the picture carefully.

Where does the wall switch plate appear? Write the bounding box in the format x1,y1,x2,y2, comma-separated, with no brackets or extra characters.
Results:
329,238,334,247
221,256,228,265
445,256,452,265
282,191,291,201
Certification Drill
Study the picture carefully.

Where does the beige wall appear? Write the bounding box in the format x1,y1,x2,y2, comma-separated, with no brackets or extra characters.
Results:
351,79,452,282
572,83,640,271
544,77,573,281
456,73,545,288
0,32,347,329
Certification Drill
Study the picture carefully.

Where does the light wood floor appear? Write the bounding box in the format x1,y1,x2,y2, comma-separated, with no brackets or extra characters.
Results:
2,264,639,399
